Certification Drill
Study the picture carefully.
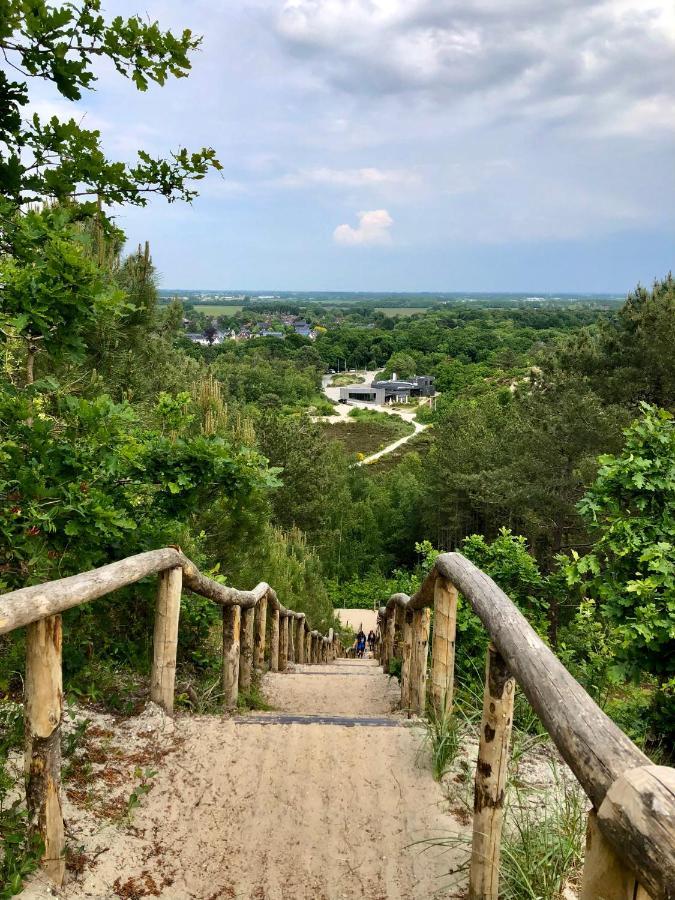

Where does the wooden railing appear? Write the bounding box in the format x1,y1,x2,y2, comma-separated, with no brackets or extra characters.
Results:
0,547,342,886
377,552,675,900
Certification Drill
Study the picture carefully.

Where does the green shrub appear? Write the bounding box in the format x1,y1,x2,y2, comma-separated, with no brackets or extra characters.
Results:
388,657,402,681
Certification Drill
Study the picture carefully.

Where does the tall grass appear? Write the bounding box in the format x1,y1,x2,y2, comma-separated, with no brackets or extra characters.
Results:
500,769,586,900
421,701,461,781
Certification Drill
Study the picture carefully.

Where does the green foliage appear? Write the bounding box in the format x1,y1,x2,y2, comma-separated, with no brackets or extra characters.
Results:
0,384,273,591
327,570,400,609
388,657,402,681
569,404,675,681
377,351,418,379
125,767,158,822
0,1,221,207
0,206,121,365
450,531,548,685
237,677,272,712
555,274,675,410
210,351,321,410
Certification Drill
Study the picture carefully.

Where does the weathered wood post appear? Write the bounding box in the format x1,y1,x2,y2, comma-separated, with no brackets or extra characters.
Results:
410,608,431,715
431,577,458,715
312,632,319,664
384,609,396,673
269,606,280,672
239,606,255,691
469,643,515,900
580,765,675,900
581,811,652,900
222,605,241,709
253,594,267,670
296,616,305,664
288,613,296,663
305,627,312,664
150,566,183,714
393,603,405,660
279,613,289,672
400,609,413,712
25,615,65,885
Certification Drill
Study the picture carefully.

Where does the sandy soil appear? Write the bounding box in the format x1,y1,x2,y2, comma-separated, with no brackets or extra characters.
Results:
24,659,466,900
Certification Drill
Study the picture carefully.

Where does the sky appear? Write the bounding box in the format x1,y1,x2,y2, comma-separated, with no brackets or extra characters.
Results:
29,1,675,292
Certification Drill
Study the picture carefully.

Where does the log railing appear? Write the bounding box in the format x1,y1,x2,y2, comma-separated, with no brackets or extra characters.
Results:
0,547,343,886
377,552,675,900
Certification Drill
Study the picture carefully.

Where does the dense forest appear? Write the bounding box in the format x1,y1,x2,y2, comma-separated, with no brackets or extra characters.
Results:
0,2,673,893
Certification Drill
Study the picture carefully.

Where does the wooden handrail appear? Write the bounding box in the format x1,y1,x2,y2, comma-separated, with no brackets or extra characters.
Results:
378,551,675,900
0,547,342,887
0,548,305,636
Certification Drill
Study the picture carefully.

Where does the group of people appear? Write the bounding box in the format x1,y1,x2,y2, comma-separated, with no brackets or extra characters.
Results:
354,628,378,658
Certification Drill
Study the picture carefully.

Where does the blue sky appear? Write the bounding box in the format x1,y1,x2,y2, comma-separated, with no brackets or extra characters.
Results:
29,1,675,292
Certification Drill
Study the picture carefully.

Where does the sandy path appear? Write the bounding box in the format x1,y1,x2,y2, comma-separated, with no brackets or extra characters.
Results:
357,420,428,466
25,660,466,900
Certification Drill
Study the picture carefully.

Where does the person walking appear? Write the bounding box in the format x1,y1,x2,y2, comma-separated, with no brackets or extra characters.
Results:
356,629,366,658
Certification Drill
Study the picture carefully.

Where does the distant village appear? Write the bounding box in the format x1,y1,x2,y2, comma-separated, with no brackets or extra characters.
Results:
184,313,319,346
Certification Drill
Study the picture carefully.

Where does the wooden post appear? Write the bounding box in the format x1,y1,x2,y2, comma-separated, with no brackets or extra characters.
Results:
305,628,312,664
410,608,431,715
431,577,458,715
589,764,674,899
312,633,319,664
393,603,405,660
25,616,65,885
288,614,296,663
279,614,289,672
580,810,652,900
239,606,255,691
400,609,413,712
384,610,396,674
150,566,182,714
296,617,305,664
253,595,267,670
269,607,280,672
469,643,515,900
222,605,241,709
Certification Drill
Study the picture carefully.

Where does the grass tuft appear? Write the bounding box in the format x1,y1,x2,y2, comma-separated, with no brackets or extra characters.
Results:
422,701,460,781
500,769,586,900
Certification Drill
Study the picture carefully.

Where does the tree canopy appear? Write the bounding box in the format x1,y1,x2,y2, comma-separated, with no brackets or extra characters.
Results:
0,0,221,209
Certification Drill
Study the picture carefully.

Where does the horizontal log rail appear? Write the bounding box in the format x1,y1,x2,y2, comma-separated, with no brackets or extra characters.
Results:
0,547,343,886
377,552,675,900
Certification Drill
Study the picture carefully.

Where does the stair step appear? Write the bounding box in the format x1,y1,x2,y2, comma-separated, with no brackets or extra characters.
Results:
233,713,404,727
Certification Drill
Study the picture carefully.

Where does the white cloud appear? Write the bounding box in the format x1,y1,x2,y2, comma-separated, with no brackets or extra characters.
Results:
277,0,675,135
333,209,394,245
279,166,420,188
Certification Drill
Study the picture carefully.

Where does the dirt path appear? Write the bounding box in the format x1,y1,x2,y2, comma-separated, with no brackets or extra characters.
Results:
25,659,465,900
357,419,428,466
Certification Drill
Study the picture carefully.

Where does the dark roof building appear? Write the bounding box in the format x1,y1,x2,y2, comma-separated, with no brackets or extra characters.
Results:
339,374,435,404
